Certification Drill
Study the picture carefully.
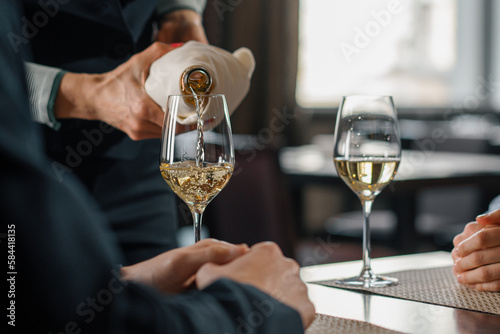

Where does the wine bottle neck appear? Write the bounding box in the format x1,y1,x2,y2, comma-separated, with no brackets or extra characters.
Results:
181,66,212,95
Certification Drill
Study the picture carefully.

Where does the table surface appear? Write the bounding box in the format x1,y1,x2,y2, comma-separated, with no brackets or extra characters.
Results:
301,251,500,334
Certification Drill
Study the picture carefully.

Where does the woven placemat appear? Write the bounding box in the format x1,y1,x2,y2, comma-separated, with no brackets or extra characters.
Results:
313,266,500,315
306,313,405,334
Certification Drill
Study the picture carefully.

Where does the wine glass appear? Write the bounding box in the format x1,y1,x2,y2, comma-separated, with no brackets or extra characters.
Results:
160,94,235,243
333,95,401,287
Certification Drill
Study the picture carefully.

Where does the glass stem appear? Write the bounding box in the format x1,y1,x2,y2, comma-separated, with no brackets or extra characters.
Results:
191,208,204,243
361,199,374,278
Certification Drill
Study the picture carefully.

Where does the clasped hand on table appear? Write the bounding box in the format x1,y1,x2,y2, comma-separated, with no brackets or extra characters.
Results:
120,238,316,328
452,209,500,292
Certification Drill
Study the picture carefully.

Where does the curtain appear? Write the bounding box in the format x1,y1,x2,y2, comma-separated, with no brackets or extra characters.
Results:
203,0,300,143
201,1,302,252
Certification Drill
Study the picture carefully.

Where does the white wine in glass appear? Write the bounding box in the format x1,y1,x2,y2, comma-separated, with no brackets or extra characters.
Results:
160,94,235,243
333,95,401,287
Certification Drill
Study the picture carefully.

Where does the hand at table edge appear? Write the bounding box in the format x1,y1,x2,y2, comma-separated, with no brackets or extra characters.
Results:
452,209,500,291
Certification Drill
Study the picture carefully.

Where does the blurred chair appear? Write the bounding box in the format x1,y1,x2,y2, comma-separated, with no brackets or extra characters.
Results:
410,137,490,154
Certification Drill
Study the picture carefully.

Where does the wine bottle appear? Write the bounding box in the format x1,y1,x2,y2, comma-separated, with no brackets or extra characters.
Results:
180,65,213,95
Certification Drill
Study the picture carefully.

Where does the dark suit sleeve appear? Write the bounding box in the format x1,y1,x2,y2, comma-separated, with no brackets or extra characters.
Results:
1,2,303,333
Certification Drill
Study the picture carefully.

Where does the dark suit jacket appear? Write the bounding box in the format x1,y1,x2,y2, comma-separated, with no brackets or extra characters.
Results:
22,0,158,161
21,0,183,263
1,2,303,333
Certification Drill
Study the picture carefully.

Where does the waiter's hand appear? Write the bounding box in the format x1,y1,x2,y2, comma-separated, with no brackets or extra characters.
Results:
120,238,249,294
452,209,500,291
156,9,208,44
54,42,179,140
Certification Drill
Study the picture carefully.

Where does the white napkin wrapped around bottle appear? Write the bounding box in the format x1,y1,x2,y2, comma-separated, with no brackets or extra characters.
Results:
144,41,255,124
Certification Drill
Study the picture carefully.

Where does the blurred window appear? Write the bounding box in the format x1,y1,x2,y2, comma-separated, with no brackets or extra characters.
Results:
296,0,500,112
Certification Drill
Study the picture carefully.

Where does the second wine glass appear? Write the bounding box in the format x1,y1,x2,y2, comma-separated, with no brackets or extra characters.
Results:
333,95,401,287
160,94,235,243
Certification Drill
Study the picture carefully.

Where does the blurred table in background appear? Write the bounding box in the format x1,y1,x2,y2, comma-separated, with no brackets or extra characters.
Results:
280,142,500,252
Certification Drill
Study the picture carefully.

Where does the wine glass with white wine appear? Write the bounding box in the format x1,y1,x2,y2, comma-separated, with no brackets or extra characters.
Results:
160,94,234,243
333,95,401,287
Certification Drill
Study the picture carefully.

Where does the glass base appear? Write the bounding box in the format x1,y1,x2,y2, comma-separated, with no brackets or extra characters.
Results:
335,271,398,288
